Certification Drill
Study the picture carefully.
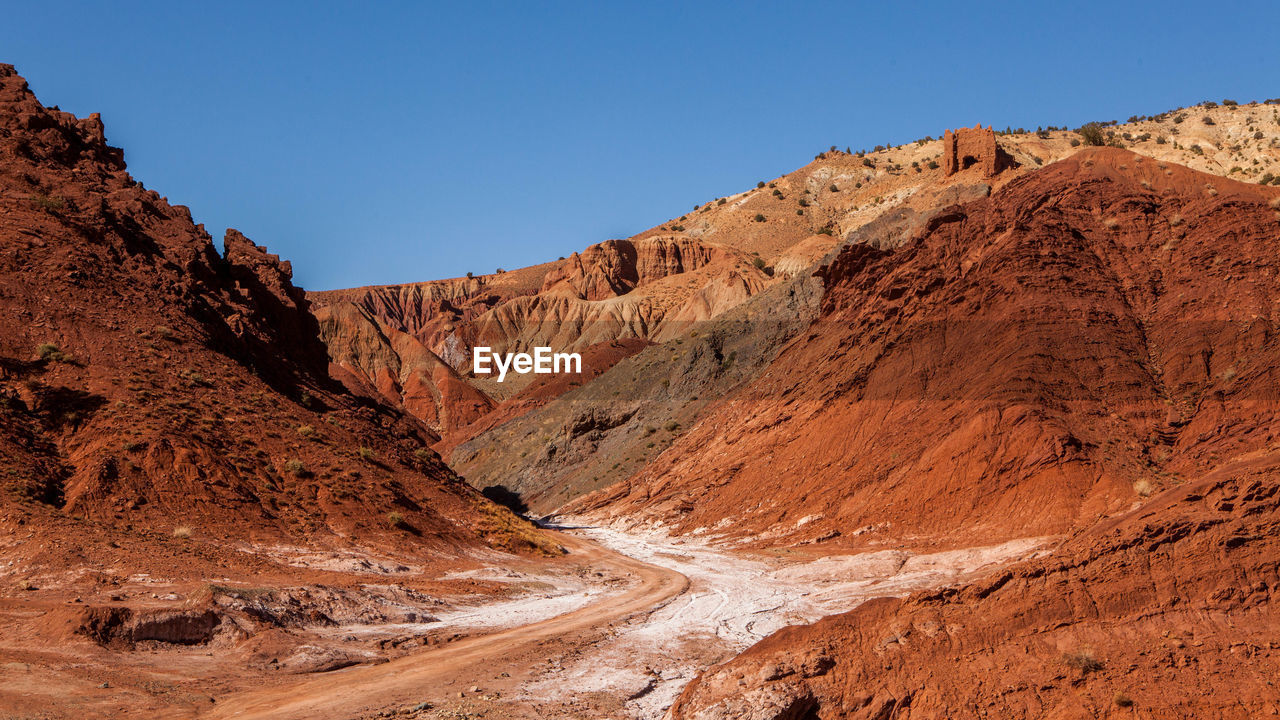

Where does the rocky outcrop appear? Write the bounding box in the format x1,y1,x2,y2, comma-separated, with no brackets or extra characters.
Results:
670,459,1280,719
539,236,729,300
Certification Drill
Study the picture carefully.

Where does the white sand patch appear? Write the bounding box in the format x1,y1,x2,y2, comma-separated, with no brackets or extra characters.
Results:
520,522,1052,718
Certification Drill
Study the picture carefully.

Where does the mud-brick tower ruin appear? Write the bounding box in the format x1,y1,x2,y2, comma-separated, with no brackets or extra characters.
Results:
942,124,1016,177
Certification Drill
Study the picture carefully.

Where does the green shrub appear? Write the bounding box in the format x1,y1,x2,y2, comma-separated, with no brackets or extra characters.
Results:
386,511,407,529
296,425,316,438
358,446,375,460
753,213,766,222
36,343,65,362
752,257,766,269
285,459,306,476
1076,123,1107,146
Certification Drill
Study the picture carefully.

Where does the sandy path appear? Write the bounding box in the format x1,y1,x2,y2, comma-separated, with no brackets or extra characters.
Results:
173,530,688,720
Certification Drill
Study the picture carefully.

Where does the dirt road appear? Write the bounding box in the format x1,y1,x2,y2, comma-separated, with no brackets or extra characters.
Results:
179,529,689,720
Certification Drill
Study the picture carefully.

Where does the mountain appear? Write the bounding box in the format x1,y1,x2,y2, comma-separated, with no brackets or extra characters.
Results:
314,104,1280,515
0,63,547,557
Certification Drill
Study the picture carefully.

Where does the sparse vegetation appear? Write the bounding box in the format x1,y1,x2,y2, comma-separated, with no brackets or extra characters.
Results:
1076,123,1107,146
296,425,317,439
1062,650,1104,674
358,446,375,460
1114,693,1134,708
31,193,66,212
285,459,306,476
386,511,407,529
172,526,193,539
36,343,66,362
753,213,766,222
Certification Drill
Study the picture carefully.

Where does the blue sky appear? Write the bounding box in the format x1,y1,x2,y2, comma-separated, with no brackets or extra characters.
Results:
4,1,1277,289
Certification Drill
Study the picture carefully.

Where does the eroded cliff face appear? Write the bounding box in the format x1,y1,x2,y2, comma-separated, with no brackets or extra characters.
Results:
310,233,772,435
0,64,543,555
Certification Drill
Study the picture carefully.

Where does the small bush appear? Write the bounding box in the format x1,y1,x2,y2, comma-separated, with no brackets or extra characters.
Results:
1202,115,1216,126
31,194,66,212
172,526,193,539
752,257,766,270
36,343,66,362
829,184,839,192
413,447,432,461
1063,650,1104,674
358,446,375,460
285,459,306,476
756,181,765,189
663,421,680,432
753,213,766,222
386,511,407,529
816,227,834,235
1114,693,1134,708
296,425,316,438
1268,195,1280,210
1076,123,1107,146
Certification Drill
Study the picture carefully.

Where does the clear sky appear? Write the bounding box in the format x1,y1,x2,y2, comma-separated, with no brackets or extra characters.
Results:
4,1,1277,290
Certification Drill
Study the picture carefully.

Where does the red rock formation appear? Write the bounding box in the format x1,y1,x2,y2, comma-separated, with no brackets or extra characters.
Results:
671,457,1280,719
310,234,768,440
0,64,537,553
943,124,1015,177
539,236,729,300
